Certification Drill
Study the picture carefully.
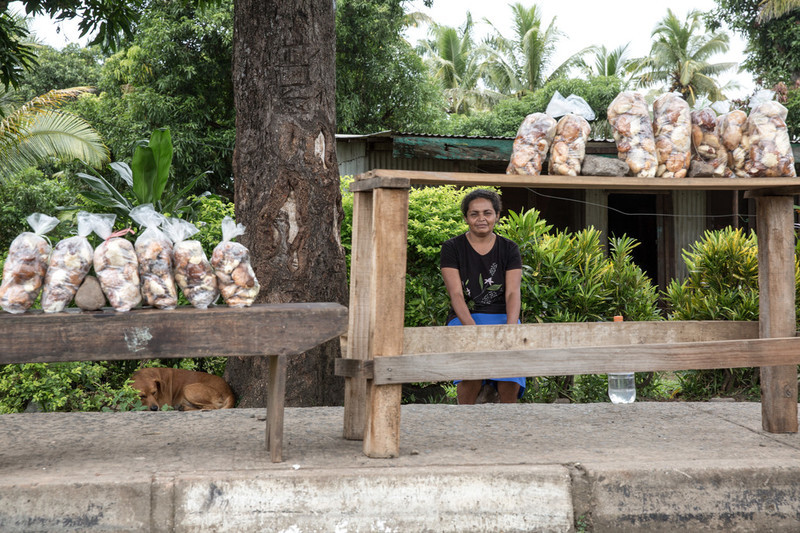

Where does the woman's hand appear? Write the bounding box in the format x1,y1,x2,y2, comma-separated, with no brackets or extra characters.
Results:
442,267,475,325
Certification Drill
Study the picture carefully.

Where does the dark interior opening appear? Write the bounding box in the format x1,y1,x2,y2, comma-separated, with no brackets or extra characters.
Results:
607,193,659,281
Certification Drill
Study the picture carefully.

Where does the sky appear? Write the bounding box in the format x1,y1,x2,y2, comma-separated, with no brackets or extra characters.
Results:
404,0,754,100
21,0,754,100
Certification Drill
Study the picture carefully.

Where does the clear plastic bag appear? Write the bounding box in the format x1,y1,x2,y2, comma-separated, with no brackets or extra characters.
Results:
545,91,596,121
690,108,731,177
130,205,178,310
211,216,260,307
549,113,591,176
91,213,142,312
41,211,95,313
163,217,219,309
506,113,557,175
607,91,658,177
0,213,59,314
653,93,692,178
718,110,748,177
743,99,796,177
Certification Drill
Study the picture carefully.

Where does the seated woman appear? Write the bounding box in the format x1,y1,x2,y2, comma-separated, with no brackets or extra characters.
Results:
440,188,525,404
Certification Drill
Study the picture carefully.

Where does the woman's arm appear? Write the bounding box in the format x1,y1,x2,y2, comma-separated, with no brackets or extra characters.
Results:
441,267,475,325
505,268,522,324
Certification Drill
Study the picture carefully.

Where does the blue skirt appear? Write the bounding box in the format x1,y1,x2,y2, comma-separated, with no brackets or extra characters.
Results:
448,313,526,398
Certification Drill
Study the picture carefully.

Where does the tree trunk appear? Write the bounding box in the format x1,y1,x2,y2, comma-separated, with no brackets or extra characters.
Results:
228,0,347,407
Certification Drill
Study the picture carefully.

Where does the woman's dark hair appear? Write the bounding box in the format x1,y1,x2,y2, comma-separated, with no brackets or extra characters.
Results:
461,189,501,217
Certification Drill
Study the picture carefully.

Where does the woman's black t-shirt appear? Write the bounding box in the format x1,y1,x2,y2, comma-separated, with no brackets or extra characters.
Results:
440,233,522,323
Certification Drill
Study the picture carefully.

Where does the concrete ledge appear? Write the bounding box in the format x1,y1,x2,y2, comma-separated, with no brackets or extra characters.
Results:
2,404,800,531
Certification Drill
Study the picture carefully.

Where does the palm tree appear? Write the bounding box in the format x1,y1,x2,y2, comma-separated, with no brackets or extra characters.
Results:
480,2,574,95
417,14,500,114
631,9,736,106
757,0,800,21
0,87,109,178
578,43,632,79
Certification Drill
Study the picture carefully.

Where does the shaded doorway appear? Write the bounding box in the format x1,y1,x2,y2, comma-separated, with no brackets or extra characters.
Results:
607,193,659,282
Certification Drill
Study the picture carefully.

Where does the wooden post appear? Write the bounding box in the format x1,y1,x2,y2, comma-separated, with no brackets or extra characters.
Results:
756,196,798,433
363,187,409,458
266,354,287,462
343,190,374,440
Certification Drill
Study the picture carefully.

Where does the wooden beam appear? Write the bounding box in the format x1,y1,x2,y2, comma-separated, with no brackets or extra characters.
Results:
361,169,800,192
371,336,800,385
349,175,410,192
363,187,408,458
0,303,348,364
757,196,798,433
403,321,759,354
343,190,374,440
266,354,287,462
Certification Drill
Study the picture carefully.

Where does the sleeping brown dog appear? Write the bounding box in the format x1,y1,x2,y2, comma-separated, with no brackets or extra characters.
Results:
132,367,235,411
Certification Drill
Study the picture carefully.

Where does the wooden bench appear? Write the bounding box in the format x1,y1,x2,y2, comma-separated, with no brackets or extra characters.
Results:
1,302,348,462
338,169,800,458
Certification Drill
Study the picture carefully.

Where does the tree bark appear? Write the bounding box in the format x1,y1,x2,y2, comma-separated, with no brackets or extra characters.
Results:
229,0,347,407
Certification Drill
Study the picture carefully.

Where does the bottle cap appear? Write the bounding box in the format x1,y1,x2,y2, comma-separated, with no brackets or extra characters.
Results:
613,315,623,322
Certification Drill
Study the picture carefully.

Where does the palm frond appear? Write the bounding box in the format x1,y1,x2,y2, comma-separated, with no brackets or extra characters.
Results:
0,110,109,176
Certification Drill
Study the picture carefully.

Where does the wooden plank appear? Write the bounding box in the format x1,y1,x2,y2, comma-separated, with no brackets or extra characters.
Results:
363,187,408,458
372,336,800,385
343,190,375,440
0,303,348,364
363,169,800,192
744,186,800,198
757,196,798,433
403,321,760,354
349,175,411,192
266,354,287,462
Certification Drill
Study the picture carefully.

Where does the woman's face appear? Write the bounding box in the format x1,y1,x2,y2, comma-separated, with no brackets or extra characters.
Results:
465,197,498,237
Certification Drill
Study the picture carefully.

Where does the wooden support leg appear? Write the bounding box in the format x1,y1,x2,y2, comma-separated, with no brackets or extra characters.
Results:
266,354,287,462
343,190,374,440
364,187,409,458
756,196,798,433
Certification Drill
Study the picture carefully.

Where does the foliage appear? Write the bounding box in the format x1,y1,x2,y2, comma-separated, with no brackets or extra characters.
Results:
662,227,796,399
0,87,109,178
481,2,575,95
630,9,736,106
707,0,800,88
12,44,103,103
1,0,144,90
67,0,235,197
71,127,211,225
441,76,623,139
577,44,633,81
781,86,800,139
416,14,502,114
336,0,445,133
0,167,79,249
0,362,143,413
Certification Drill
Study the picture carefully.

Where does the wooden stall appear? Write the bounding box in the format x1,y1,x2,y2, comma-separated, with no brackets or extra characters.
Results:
1,303,348,462
337,169,800,458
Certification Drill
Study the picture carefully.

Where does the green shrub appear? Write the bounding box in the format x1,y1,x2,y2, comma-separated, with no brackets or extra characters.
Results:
0,362,142,413
661,227,791,400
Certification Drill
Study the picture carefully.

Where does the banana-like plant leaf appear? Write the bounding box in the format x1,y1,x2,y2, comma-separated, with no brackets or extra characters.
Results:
110,161,133,188
132,145,157,204
76,171,132,211
149,128,173,203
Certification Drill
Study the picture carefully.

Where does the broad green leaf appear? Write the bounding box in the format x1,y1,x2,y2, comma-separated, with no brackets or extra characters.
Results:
110,162,133,188
148,128,173,203
132,145,157,204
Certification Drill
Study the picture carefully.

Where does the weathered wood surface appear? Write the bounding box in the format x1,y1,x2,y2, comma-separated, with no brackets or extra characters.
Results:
0,303,348,364
757,196,798,433
372,336,800,385
363,187,408,459
392,136,512,162
403,321,760,354
267,354,287,462
343,190,374,440
354,169,800,193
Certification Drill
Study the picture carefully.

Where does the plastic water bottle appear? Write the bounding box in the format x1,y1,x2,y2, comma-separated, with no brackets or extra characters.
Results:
608,315,636,404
